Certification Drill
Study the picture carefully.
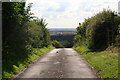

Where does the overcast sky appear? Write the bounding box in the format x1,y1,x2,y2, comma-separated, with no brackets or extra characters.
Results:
26,0,120,28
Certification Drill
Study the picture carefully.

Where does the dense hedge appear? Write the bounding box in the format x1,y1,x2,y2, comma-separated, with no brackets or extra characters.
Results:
74,9,120,51
2,2,51,79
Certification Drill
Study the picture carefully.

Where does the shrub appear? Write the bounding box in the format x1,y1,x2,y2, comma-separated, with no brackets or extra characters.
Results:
52,40,64,48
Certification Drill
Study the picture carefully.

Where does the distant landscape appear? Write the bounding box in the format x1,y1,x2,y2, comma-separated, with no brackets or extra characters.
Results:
49,28,76,48
48,28,76,32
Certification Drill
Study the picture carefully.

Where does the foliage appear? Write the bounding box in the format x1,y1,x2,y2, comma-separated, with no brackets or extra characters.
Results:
3,2,29,58
2,46,55,79
74,9,120,51
74,9,119,79
2,2,52,79
51,34,74,47
74,46,118,78
74,18,91,47
34,18,51,47
73,46,90,54
51,40,64,48
59,40,73,48
28,19,50,48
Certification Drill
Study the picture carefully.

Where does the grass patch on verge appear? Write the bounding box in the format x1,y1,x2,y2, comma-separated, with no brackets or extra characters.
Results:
73,46,118,78
2,46,55,79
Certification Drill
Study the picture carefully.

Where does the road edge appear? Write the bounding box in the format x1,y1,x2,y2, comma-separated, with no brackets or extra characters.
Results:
12,49,55,79
72,49,101,78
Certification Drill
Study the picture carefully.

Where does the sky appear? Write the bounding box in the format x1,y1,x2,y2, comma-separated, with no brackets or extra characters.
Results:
26,0,120,28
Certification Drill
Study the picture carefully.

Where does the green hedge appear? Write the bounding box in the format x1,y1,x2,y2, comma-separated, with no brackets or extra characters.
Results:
2,46,55,79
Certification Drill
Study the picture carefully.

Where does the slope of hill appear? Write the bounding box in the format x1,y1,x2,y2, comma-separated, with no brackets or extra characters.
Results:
49,28,76,48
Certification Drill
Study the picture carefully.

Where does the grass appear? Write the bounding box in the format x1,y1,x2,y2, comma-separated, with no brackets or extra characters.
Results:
73,46,118,79
2,46,55,79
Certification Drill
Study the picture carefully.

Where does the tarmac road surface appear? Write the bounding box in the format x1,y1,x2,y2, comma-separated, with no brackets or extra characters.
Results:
15,48,98,78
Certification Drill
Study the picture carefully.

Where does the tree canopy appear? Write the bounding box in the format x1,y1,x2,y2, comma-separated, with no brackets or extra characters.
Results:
74,9,120,51
2,2,51,77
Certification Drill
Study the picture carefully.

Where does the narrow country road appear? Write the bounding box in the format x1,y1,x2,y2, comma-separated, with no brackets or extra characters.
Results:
15,48,98,78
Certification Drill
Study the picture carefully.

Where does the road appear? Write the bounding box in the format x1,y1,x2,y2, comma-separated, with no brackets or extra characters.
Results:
15,48,98,78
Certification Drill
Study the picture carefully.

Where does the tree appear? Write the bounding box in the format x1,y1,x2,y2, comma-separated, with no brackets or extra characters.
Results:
74,9,120,51
2,3,52,78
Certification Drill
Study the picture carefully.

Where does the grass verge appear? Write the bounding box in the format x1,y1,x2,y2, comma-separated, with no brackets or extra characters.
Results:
73,46,118,79
2,46,55,79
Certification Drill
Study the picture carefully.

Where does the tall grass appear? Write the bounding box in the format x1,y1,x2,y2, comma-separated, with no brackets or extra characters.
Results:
2,46,55,79
74,46,118,79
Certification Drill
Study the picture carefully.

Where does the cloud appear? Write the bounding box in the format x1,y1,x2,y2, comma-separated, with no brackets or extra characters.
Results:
26,0,120,28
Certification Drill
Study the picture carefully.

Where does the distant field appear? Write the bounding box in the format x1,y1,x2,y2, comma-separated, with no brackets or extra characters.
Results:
49,28,76,48
48,28,76,32
50,32,76,36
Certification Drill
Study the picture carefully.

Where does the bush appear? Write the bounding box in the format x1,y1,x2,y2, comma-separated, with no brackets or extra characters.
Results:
2,2,53,79
74,9,120,51
52,40,64,48
2,46,55,79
